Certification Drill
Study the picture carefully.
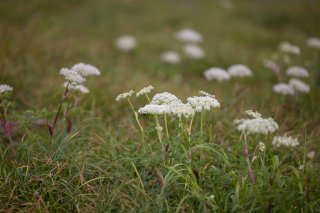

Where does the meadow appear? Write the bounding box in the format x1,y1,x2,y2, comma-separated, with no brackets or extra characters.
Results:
0,0,320,212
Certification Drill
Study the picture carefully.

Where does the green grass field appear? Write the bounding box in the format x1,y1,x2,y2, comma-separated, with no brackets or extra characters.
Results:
0,0,320,212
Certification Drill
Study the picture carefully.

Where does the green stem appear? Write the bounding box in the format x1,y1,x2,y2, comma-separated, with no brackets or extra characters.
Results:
164,114,169,139
243,132,255,183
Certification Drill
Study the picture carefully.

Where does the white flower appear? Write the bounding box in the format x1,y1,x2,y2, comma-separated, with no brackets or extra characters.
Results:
161,51,181,64
60,68,86,84
115,90,134,101
203,68,230,81
71,63,100,76
175,28,203,43
245,110,261,118
138,104,170,115
306,37,320,49
228,64,252,78
286,66,309,78
272,135,299,148
187,96,220,112
155,125,163,132
263,59,280,74
279,41,300,55
0,84,13,94
169,103,195,118
183,44,205,59
289,78,310,94
115,35,137,52
150,92,182,105
258,141,266,152
273,83,295,96
234,111,278,135
63,82,89,94
136,85,154,97
307,151,315,159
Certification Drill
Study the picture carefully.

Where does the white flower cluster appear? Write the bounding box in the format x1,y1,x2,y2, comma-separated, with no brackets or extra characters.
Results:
115,90,134,101
228,64,253,78
175,28,203,43
169,103,195,118
187,95,220,112
150,92,182,105
306,37,320,49
289,78,310,93
258,141,266,152
60,68,86,84
0,84,13,94
63,82,89,94
136,85,154,97
203,68,230,82
245,110,261,118
138,104,170,115
273,83,295,96
286,66,309,78
161,51,181,64
272,135,299,148
279,41,300,55
71,63,100,77
234,110,279,134
115,35,137,52
183,44,205,59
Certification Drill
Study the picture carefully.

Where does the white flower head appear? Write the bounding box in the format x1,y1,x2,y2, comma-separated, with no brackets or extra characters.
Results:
115,35,137,52
161,51,181,64
245,110,261,118
169,103,195,118
203,68,230,81
71,63,100,77
63,82,89,94
115,90,134,101
272,135,299,148
273,83,295,96
136,85,154,97
60,68,86,84
187,96,220,112
138,104,170,115
183,44,205,59
279,41,300,55
258,141,266,152
175,28,203,43
0,84,13,94
228,64,252,78
307,151,315,159
150,92,182,105
306,37,320,49
289,78,310,94
286,66,309,78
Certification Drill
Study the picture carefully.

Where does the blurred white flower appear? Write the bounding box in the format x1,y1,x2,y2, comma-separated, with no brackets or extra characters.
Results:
175,28,203,43
0,84,13,94
263,59,280,74
115,90,134,101
272,135,299,148
289,78,310,94
60,68,86,84
183,44,205,59
187,96,220,112
279,41,300,55
228,64,252,78
245,110,261,118
136,85,154,97
161,51,181,64
307,151,315,159
63,82,89,94
203,67,230,81
306,37,320,49
115,35,137,52
150,92,182,105
286,66,309,78
71,63,100,76
273,83,295,96
169,103,195,118
138,104,170,115
258,141,266,152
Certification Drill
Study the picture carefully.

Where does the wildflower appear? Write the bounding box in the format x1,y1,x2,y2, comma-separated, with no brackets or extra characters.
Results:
183,44,205,59
187,95,220,112
286,66,309,78
150,92,182,105
115,35,137,52
138,104,170,115
161,51,181,64
307,151,315,159
0,84,13,94
245,110,261,118
258,141,266,152
306,37,320,49
234,111,278,135
155,125,163,132
175,28,203,43
63,82,89,94
115,90,134,101
272,135,299,147
228,64,252,77
289,78,310,93
169,103,195,118
60,68,86,84
136,85,154,97
263,59,280,74
279,41,300,55
71,63,100,76
273,83,295,96
203,67,230,81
